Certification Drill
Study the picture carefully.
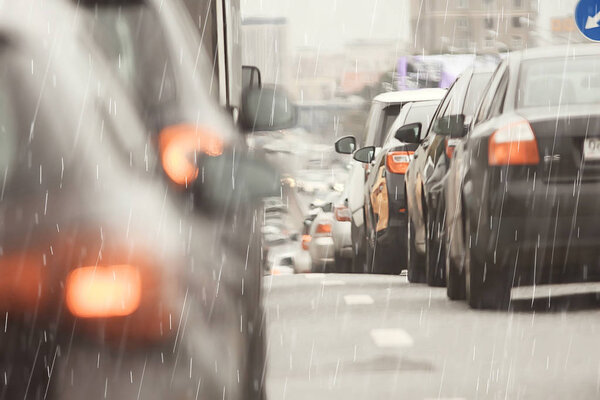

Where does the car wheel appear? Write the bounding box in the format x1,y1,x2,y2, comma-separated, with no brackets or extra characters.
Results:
407,213,425,283
445,231,465,300
464,214,510,310
425,209,446,287
335,254,352,273
351,238,367,273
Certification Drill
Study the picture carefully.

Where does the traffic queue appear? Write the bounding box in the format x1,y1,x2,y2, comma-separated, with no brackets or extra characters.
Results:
332,45,600,310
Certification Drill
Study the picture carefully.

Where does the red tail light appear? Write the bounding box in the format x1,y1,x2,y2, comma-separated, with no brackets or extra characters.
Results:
334,205,352,222
66,265,142,318
315,223,332,234
0,253,47,312
158,124,224,186
386,151,413,174
488,121,539,166
302,235,312,250
445,138,460,159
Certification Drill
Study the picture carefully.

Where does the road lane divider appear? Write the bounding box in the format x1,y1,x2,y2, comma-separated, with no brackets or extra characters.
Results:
343,294,374,305
370,329,414,348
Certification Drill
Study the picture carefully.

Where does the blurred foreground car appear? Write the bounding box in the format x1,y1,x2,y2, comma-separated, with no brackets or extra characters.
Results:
73,1,295,397
0,3,249,399
335,89,446,272
404,67,493,286
445,45,600,309
354,99,439,274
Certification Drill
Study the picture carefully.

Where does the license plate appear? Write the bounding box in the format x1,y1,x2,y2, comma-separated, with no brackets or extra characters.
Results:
583,138,600,161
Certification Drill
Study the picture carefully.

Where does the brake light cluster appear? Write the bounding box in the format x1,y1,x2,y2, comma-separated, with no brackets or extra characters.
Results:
301,235,312,250
66,265,142,318
334,205,352,222
159,124,224,186
316,223,332,234
386,151,414,174
488,120,539,166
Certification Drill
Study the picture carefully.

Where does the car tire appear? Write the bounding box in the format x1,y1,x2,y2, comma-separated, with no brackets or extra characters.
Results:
334,254,352,273
351,238,367,273
425,209,446,287
464,214,510,310
445,237,466,300
407,214,425,283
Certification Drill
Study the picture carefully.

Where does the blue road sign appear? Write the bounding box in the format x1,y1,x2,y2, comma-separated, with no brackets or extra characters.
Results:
575,0,600,41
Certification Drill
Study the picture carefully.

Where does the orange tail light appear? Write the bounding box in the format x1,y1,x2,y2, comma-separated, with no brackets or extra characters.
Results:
488,120,539,166
66,265,142,318
386,151,414,174
302,235,312,250
334,205,352,222
158,124,224,186
0,253,46,312
315,223,332,234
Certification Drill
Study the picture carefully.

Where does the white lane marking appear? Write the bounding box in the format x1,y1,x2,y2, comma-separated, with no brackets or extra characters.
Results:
304,273,326,279
322,280,345,286
424,398,466,400
370,329,414,348
511,282,600,300
343,294,374,305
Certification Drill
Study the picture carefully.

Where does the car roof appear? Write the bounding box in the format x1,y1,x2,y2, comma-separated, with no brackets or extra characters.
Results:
518,43,600,61
373,88,447,105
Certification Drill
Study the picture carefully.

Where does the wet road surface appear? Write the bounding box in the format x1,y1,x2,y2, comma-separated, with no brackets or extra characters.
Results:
265,273,600,399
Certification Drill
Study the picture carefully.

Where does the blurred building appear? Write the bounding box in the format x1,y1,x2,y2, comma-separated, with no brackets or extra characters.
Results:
241,17,290,86
410,0,538,53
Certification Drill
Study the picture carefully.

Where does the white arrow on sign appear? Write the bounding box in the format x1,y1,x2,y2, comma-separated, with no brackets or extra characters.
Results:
585,10,600,29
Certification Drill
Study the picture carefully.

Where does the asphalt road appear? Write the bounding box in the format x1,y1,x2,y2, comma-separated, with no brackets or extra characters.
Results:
264,273,600,400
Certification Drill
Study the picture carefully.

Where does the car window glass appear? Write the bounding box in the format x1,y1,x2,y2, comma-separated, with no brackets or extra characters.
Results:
376,104,402,147
463,72,493,116
475,63,505,125
363,103,380,147
384,104,411,144
427,90,453,138
0,55,15,175
517,55,600,108
82,4,178,122
404,103,439,141
489,70,509,117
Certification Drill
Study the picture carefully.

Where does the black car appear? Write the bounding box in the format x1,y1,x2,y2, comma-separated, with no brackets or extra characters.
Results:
352,100,439,273
404,67,494,286
444,44,600,309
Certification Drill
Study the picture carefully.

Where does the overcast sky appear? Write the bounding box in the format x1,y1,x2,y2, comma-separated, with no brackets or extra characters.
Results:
240,0,581,52
240,0,411,51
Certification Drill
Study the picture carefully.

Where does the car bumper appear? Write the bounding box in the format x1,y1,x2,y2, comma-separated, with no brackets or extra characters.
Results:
309,236,335,265
467,175,600,284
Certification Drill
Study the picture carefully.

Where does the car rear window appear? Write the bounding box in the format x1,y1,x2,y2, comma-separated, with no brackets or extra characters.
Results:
518,56,600,108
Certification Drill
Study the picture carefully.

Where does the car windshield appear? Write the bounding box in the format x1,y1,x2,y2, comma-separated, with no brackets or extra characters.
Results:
518,56,600,108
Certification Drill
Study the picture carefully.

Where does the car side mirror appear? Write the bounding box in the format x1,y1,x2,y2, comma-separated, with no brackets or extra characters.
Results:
432,114,466,138
394,123,422,144
240,85,297,133
335,136,357,154
353,146,375,164
242,65,262,90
